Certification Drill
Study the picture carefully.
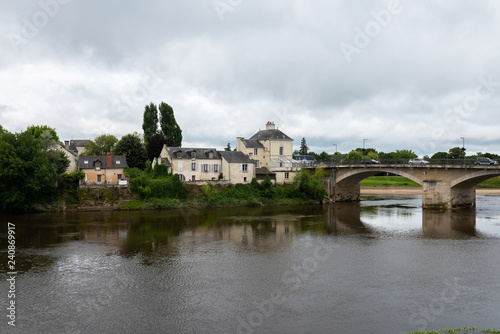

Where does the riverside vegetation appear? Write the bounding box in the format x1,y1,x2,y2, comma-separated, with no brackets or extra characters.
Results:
119,165,327,210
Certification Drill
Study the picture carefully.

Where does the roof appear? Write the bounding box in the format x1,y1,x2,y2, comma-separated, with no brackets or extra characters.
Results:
241,139,264,148
71,140,91,147
164,147,221,160
219,151,256,164
78,155,127,169
159,158,171,167
293,154,316,161
255,167,276,175
249,129,292,141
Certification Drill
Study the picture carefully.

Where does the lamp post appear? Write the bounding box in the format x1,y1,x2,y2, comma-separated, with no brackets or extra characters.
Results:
363,139,367,157
333,144,337,153
461,137,465,167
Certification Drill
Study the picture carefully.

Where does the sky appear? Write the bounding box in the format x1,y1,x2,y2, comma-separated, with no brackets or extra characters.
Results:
1,0,500,157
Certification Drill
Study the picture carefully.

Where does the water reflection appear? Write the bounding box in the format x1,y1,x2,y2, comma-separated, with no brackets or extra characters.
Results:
422,210,477,238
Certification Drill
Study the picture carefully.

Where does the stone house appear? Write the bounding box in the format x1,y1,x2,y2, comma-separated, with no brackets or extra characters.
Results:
78,153,127,185
155,146,256,184
237,121,297,184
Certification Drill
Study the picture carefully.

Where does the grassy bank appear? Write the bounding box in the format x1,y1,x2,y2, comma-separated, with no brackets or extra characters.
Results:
360,176,500,189
119,197,318,210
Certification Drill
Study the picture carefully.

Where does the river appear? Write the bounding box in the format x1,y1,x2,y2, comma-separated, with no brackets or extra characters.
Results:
1,194,500,334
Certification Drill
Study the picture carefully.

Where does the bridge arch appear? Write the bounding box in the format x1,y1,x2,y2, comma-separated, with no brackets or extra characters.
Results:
335,168,423,186
450,170,500,188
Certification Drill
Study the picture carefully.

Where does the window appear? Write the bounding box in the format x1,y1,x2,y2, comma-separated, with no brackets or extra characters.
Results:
95,161,101,171
244,177,247,182
178,162,183,172
179,174,186,182
97,175,102,183
279,146,284,155
84,160,89,165
191,162,197,171
254,149,258,156
192,175,196,181
116,160,120,165
208,152,214,159
118,174,122,180
279,162,283,168
191,152,196,159
285,172,289,179
177,152,182,159
202,164,209,172
213,164,219,173
242,164,248,172
255,161,259,168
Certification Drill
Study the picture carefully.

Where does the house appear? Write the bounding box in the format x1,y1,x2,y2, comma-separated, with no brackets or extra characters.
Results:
155,146,256,184
157,147,223,182
78,153,127,185
57,143,78,173
64,139,91,156
219,151,256,184
237,121,297,184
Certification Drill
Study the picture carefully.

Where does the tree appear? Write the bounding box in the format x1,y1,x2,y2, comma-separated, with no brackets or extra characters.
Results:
114,133,147,169
0,128,68,210
293,169,327,201
431,152,448,159
26,125,59,142
84,134,118,156
142,102,159,144
447,147,465,160
225,143,231,151
344,150,363,162
146,133,168,162
159,101,182,147
317,151,333,162
299,137,308,155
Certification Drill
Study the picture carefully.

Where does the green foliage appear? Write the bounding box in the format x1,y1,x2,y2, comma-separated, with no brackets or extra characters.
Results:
344,150,363,162
448,146,466,159
317,151,333,162
142,102,159,144
299,137,308,155
126,167,187,200
84,134,118,156
114,133,147,169
159,101,182,147
431,151,448,159
0,128,65,211
61,170,85,183
225,143,231,151
25,125,59,142
293,169,327,201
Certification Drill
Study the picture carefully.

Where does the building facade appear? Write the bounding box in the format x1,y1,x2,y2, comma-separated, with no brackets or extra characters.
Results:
79,153,127,185
237,121,297,184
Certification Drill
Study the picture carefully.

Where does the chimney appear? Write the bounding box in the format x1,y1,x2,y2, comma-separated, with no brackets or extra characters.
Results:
106,152,112,167
64,140,69,150
266,121,275,130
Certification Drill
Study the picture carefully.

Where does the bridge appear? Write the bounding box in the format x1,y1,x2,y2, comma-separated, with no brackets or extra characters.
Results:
305,162,500,209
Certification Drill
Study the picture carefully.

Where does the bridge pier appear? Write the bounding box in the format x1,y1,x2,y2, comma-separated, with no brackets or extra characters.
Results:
422,181,476,209
333,181,360,202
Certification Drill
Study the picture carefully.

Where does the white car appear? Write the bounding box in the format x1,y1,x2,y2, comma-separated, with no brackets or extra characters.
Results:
409,158,429,165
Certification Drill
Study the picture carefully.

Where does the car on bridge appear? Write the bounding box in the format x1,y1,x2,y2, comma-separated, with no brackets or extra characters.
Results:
474,157,499,166
409,158,429,165
360,159,381,164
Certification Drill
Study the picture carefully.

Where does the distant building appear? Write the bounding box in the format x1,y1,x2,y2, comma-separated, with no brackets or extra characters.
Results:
237,121,297,184
64,139,91,156
78,153,127,185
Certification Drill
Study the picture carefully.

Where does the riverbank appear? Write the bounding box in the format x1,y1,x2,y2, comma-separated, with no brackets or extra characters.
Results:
361,187,500,195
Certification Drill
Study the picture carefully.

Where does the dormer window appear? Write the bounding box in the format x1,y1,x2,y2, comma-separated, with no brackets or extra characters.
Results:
191,152,196,159
208,152,214,159
95,161,101,171
84,160,89,165
177,152,182,159
116,160,120,165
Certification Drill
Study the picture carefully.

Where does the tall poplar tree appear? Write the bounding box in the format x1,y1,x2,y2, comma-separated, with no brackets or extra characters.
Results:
142,103,159,144
299,137,308,155
159,102,182,147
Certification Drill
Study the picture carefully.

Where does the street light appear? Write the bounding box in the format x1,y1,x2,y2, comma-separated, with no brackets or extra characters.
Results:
333,144,337,153
461,137,466,166
363,139,368,157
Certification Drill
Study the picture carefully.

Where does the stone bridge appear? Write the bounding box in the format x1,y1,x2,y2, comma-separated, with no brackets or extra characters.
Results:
312,164,500,209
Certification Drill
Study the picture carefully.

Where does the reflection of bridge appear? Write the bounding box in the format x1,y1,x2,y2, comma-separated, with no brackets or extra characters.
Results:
308,164,500,209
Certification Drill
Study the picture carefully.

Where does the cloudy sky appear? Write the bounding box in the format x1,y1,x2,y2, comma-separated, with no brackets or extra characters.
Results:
1,0,500,156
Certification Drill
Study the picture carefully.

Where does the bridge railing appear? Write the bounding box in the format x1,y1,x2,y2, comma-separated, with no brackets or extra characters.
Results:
303,159,499,168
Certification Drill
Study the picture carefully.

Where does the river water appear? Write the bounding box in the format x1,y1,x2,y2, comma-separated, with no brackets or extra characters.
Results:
1,195,500,334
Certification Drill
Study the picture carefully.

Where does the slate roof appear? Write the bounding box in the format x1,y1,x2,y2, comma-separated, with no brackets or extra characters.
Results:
241,139,265,148
249,129,292,141
255,167,275,175
164,147,221,160
78,156,127,169
219,151,256,164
